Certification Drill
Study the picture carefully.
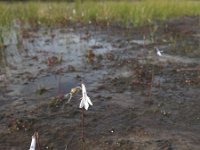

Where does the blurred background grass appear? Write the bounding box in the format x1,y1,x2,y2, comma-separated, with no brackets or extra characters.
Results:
0,0,199,28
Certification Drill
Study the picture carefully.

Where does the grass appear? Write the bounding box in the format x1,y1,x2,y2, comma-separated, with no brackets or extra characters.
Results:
0,0,199,28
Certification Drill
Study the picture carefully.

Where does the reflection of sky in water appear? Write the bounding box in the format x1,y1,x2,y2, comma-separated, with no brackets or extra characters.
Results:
7,73,79,97
0,28,113,76
1,27,199,98
0,28,114,97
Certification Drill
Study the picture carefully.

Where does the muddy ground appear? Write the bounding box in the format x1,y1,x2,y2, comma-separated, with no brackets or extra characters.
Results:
0,16,200,150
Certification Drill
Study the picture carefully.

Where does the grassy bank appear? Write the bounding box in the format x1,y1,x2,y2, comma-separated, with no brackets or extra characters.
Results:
0,0,200,28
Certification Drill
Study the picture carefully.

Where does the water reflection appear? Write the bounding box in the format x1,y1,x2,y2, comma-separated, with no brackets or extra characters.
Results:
0,27,114,86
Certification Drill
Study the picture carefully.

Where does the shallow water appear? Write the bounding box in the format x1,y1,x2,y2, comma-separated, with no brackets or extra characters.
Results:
0,27,115,98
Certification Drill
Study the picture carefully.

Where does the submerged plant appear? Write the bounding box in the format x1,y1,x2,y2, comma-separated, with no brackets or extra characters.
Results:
47,55,62,66
36,85,48,95
8,117,35,132
49,96,64,108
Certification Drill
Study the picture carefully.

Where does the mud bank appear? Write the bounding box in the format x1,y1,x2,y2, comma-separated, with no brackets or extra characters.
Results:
0,16,200,150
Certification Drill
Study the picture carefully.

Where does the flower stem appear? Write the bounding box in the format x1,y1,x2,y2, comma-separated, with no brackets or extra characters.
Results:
35,132,41,150
81,108,85,150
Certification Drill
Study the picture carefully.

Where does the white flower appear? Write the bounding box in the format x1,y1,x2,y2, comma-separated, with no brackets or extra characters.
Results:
79,83,93,110
155,47,162,56
81,12,85,17
72,9,76,15
29,134,36,150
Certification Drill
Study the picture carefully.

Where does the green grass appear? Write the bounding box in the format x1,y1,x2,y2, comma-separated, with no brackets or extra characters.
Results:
0,0,200,28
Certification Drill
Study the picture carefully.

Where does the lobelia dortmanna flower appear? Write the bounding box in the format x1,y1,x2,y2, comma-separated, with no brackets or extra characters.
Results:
79,83,93,110
155,47,162,56
29,134,36,150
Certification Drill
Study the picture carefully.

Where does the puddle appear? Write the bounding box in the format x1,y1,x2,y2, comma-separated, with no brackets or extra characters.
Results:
0,27,115,98
6,74,78,97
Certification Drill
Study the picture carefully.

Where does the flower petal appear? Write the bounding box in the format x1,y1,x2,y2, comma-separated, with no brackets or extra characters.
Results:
80,83,93,110
86,96,93,106
29,135,36,150
84,101,89,110
79,98,84,108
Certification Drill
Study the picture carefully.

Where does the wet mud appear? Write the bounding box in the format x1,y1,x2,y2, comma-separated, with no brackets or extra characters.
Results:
0,16,200,150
